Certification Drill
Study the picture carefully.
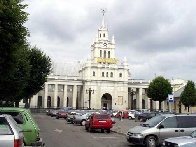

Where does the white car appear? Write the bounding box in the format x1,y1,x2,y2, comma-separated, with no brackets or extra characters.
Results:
128,110,136,119
0,114,24,147
163,130,196,147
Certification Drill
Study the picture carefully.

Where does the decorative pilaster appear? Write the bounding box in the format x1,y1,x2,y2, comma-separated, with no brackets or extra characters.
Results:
63,85,67,107
72,85,77,109
44,83,48,108
54,84,58,108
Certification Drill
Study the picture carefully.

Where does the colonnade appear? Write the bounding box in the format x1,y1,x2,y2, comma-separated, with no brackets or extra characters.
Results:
33,82,158,110
43,83,78,109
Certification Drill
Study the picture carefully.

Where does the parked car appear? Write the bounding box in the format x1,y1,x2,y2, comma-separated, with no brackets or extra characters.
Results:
135,112,160,122
111,110,119,117
126,114,196,147
50,109,59,117
128,110,137,120
85,113,113,133
115,110,129,119
46,109,53,116
0,114,24,147
66,111,81,123
162,130,196,147
73,113,91,126
0,107,44,146
56,110,68,119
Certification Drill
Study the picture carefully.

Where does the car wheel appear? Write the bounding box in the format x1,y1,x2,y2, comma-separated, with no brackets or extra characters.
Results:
56,116,59,119
128,116,132,120
101,129,104,133
80,120,86,126
106,129,110,133
145,136,157,147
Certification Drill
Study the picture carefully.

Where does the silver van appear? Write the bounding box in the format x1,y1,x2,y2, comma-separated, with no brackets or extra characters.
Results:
126,114,196,147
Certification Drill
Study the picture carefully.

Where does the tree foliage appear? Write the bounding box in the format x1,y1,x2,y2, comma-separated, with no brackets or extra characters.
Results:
180,80,196,108
0,1,51,107
0,0,29,104
24,46,51,108
147,76,173,110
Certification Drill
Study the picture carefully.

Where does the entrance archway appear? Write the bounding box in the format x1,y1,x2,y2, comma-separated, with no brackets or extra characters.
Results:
101,93,112,110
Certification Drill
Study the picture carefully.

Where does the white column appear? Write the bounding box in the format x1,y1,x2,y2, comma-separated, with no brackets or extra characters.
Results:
31,94,38,108
138,88,143,109
63,85,67,107
44,83,48,108
144,89,149,109
136,88,139,110
72,85,77,109
148,98,151,109
54,84,58,108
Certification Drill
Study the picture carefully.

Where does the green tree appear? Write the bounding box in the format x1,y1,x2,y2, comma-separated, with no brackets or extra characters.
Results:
147,76,173,110
180,80,196,112
24,46,51,108
0,0,29,104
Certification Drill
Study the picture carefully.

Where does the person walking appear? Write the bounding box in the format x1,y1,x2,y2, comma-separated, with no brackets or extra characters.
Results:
119,111,123,121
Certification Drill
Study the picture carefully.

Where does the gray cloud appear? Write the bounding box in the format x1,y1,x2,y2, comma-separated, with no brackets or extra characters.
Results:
23,0,196,82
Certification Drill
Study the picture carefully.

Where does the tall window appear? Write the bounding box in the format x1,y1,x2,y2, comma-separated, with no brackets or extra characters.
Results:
100,50,102,57
106,72,108,77
102,72,104,77
93,71,95,76
108,51,110,58
104,50,106,58
110,72,113,77
103,33,105,37
100,33,101,38
119,73,122,77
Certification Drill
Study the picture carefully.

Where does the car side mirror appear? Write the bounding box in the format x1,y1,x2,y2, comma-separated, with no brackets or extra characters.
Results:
158,124,164,129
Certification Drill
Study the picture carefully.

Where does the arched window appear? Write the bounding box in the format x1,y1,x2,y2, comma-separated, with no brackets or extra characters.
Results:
100,50,102,57
106,72,108,77
108,51,110,58
119,73,122,77
110,72,113,77
104,50,106,58
93,71,95,76
102,72,104,77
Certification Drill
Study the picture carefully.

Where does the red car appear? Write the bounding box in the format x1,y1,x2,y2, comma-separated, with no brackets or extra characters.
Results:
115,110,129,119
56,111,68,119
85,113,113,133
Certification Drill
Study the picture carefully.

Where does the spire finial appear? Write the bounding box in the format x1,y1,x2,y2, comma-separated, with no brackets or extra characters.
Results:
101,8,106,16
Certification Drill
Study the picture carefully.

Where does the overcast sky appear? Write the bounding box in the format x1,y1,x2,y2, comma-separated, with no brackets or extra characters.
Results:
24,0,196,82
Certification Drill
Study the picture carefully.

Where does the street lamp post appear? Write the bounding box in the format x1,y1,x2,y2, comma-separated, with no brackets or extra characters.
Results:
86,88,94,109
130,89,136,110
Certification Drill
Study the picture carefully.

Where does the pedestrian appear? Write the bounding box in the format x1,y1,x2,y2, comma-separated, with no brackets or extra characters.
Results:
119,111,123,121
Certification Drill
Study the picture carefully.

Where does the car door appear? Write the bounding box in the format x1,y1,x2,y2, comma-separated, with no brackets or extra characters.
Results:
176,116,196,136
0,117,14,147
158,116,179,143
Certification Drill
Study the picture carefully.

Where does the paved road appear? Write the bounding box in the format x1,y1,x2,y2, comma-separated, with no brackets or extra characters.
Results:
32,114,143,147
112,118,141,135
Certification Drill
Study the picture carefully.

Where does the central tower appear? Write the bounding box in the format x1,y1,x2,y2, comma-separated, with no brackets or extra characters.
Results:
79,11,129,110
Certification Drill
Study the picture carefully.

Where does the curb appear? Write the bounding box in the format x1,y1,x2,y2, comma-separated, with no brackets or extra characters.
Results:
111,129,126,136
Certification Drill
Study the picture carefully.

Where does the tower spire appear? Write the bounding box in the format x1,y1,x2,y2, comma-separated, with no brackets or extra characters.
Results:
101,8,106,28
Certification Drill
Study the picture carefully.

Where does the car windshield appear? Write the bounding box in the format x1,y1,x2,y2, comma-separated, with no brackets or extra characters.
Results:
95,115,109,119
142,115,165,127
